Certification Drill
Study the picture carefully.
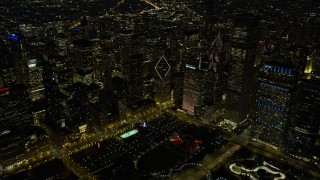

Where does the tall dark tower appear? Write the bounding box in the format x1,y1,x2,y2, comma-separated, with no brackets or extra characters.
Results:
103,68,113,92
0,84,33,168
73,41,94,86
125,53,144,103
9,33,28,85
204,0,217,28
0,37,12,70
182,65,204,115
154,56,172,105
224,14,259,128
205,32,227,106
42,54,66,131
286,78,320,158
173,63,184,109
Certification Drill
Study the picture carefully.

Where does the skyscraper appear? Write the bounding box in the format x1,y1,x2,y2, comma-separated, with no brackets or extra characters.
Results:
286,78,320,158
0,84,33,168
103,68,113,92
182,65,204,115
204,32,227,106
173,63,184,109
9,33,28,85
73,39,94,85
42,54,67,131
251,61,296,149
27,59,45,101
224,14,259,128
125,53,144,103
154,56,171,105
0,38,12,70
0,84,33,136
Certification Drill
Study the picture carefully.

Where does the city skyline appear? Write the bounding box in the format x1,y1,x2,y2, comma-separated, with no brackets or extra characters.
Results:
0,0,320,179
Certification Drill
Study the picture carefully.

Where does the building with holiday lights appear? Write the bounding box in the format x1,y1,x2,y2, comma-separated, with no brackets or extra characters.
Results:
251,61,296,149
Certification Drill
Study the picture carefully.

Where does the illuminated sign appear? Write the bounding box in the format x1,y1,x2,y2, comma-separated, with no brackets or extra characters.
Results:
28,64,36,68
120,129,139,138
185,64,196,69
28,59,37,68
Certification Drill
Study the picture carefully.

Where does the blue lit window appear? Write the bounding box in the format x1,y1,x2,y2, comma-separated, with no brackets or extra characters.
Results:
9,33,19,41
263,47,268,53
72,26,81,32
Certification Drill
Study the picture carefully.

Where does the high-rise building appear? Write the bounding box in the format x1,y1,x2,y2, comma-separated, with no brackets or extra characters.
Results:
154,56,171,105
179,27,209,114
224,14,259,128
93,51,114,83
117,98,127,120
182,65,204,115
0,38,12,70
125,53,144,103
251,61,296,149
42,54,67,131
65,83,92,131
1,68,17,87
73,39,94,86
0,84,33,168
27,59,44,101
0,84,33,136
173,63,184,109
103,68,113,92
8,33,28,85
204,32,227,106
286,78,320,158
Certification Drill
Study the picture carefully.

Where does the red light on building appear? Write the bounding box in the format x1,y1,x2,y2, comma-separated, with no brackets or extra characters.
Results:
170,135,183,143
0,87,10,93
194,139,202,145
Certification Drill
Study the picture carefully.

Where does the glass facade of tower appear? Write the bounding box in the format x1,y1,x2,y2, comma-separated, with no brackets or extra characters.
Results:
0,85,33,167
182,67,203,115
286,78,320,158
125,53,144,102
27,59,45,101
251,62,295,148
224,15,259,125
155,56,171,104
204,33,227,106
